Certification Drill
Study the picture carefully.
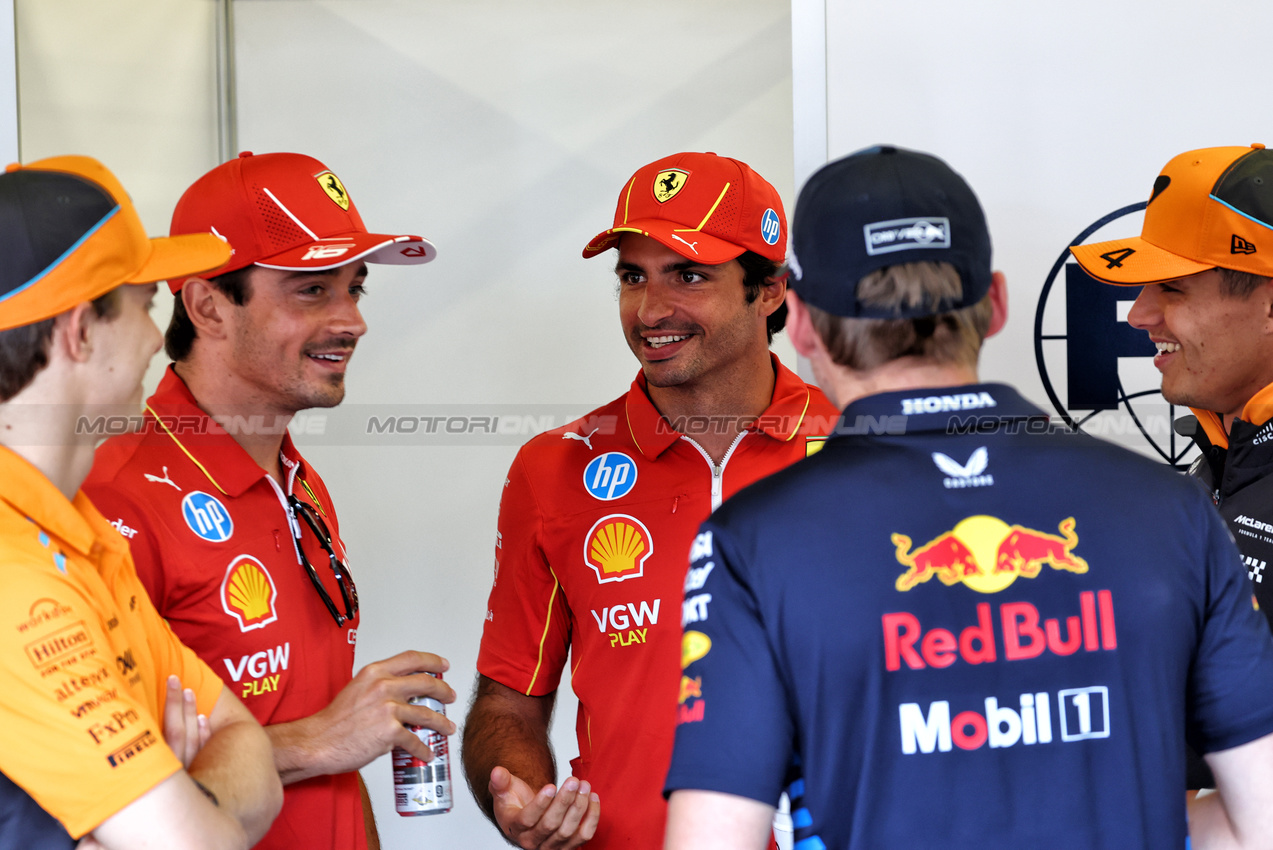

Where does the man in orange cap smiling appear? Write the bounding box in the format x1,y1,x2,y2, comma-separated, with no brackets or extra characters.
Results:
462,151,838,850
83,152,451,850
1071,143,1273,791
0,155,282,847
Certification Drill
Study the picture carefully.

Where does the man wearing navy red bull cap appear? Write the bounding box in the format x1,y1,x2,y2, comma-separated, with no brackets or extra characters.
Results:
82,152,454,850
462,152,838,849
664,146,1273,849
0,155,282,847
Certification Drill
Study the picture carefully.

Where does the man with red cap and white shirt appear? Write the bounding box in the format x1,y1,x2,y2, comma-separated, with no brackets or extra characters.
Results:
84,152,454,850
461,151,838,849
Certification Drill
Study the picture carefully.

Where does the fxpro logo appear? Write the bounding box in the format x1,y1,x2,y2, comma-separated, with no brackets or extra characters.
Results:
1034,202,1196,467
900,686,1110,754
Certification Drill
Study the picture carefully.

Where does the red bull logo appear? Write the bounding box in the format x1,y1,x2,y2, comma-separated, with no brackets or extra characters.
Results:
893,515,1088,593
678,675,702,704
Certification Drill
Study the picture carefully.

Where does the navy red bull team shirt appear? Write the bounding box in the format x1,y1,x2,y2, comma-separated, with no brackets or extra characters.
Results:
665,383,1273,850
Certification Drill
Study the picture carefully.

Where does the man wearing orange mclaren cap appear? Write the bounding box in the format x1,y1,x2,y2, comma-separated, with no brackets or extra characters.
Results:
0,155,282,847
462,151,838,849
81,152,453,850
1070,143,1273,790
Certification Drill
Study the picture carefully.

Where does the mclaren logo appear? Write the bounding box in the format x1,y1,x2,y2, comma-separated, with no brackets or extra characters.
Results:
653,170,688,203
316,171,350,211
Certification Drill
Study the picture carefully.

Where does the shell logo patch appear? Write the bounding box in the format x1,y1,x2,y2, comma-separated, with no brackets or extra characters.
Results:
652,169,688,204
584,514,653,584
316,170,350,211
220,555,279,632
892,515,1088,594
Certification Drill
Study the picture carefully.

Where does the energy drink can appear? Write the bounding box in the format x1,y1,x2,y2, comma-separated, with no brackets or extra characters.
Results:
392,674,452,816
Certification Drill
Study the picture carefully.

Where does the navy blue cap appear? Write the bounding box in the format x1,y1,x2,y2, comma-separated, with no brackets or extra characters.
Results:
789,146,992,319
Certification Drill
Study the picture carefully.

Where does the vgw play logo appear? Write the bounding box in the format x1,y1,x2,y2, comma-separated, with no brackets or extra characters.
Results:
1033,202,1197,468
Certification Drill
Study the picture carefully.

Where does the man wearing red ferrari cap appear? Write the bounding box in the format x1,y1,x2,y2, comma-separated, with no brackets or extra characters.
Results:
0,154,282,848
83,152,452,850
462,152,838,849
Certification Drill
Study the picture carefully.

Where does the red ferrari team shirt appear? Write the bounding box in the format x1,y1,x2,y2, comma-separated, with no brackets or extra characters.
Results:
478,355,838,849
84,368,364,850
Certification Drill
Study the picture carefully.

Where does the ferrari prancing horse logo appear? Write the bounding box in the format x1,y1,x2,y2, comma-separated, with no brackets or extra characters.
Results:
316,171,350,210
653,170,688,203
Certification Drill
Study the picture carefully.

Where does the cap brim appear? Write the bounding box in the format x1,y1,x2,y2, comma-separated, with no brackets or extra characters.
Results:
255,232,437,272
127,233,233,285
1070,236,1214,286
582,221,744,265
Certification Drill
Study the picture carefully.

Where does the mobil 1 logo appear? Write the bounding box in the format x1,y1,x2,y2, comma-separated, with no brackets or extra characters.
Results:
584,452,637,501
900,685,1110,754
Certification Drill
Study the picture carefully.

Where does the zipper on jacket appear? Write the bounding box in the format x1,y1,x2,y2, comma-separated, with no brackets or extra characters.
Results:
265,462,304,567
681,430,748,511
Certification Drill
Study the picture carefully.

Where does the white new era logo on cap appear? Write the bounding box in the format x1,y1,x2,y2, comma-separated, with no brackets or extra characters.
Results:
864,217,950,256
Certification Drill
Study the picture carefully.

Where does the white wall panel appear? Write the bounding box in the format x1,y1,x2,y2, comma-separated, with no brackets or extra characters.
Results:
821,0,1273,462
232,2,794,847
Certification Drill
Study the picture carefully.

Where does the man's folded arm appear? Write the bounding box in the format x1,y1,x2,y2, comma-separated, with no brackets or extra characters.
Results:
88,685,282,850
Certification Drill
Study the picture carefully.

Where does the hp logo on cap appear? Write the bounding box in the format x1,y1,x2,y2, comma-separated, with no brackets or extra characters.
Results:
761,208,781,246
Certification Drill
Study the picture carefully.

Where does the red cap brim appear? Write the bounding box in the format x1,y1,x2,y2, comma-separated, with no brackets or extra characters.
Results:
583,220,745,265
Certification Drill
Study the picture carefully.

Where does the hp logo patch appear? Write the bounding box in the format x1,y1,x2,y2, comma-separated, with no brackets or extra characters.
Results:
583,452,638,501
182,491,234,542
760,208,781,246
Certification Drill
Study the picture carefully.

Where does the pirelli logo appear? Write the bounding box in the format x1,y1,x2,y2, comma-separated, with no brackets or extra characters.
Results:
25,622,92,669
106,730,157,768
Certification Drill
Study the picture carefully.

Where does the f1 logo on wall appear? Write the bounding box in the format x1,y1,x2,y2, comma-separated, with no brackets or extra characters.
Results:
1033,202,1197,468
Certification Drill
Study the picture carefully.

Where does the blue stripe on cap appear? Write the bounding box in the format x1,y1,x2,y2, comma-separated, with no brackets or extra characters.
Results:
1210,194,1273,233
0,204,121,305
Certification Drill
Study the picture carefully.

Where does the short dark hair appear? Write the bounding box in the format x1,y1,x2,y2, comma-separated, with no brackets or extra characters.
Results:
165,267,254,361
0,289,123,402
1218,267,1270,298
736,250,787,343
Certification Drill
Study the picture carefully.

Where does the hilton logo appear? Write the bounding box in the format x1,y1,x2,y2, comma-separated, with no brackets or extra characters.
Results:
1034,202,1198,468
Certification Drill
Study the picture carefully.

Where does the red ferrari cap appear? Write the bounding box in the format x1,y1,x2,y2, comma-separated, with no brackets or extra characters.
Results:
583,151,787,264
168,151,436,290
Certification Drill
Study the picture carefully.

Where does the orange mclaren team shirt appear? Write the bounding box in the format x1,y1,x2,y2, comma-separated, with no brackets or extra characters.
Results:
0,446,221,839
478,354,839,849
83,368,363,850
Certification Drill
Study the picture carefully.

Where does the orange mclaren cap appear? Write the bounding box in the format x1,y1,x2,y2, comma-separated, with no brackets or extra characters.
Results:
169,151,436,290
0,155,231,332
583,151,787,264
1071,144,1273,285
